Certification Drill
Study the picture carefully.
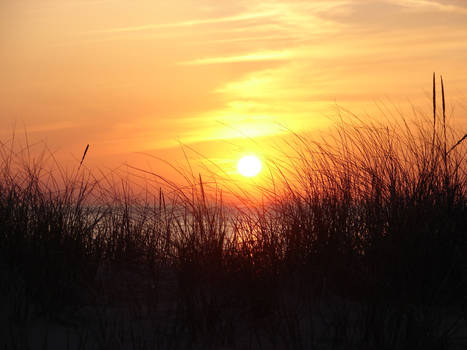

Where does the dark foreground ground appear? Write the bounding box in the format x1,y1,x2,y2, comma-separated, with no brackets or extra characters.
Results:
1,257,467,349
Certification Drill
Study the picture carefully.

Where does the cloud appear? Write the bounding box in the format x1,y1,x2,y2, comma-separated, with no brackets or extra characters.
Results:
0,121,77,136
178,50,292,65
384,0,467,13
93,11,276,33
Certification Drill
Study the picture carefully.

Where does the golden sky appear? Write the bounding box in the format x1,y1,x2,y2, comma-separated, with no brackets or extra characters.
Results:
1,0,467,183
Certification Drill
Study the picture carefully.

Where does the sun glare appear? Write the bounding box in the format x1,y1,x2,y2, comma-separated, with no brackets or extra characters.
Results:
237,155,262,177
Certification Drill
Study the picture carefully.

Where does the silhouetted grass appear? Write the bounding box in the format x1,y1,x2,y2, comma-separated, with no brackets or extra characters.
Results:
1,76,466,349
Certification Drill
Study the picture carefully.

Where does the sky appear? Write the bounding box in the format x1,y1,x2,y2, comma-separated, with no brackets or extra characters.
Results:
1,0,467,185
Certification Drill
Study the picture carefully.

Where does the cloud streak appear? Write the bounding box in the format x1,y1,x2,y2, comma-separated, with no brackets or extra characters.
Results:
179,50,292,65
385,0,467,13
93,11,276,33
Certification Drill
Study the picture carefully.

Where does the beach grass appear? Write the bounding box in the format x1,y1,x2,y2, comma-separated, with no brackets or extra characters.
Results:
1,77,466,349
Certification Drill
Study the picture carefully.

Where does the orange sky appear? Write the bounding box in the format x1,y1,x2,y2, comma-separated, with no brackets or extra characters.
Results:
1,0,467,189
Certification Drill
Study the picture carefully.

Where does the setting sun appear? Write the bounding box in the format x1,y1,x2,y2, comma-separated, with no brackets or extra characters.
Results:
237,155,262,177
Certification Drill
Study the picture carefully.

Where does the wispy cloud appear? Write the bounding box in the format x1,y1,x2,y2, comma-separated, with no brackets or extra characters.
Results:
0,121,77,136
178,50,292,65
185,35,299,45
385,0,467,13
93,11,276,33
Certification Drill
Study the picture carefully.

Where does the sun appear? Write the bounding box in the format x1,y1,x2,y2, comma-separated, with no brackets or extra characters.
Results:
237,155,262,177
